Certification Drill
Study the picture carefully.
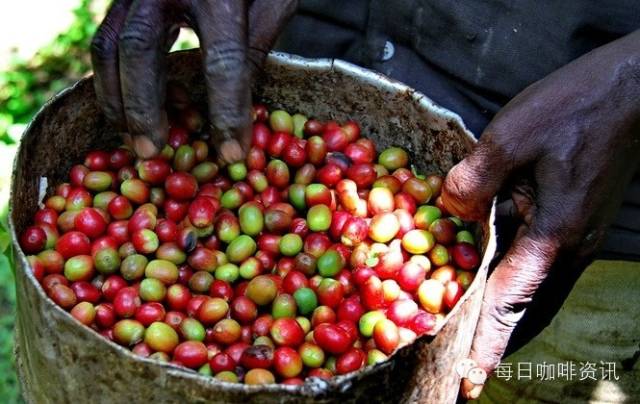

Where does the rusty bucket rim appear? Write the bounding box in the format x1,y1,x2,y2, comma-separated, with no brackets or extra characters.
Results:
9,50,494,397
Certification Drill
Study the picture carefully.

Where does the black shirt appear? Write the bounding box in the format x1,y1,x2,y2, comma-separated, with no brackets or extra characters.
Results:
276,0,640,258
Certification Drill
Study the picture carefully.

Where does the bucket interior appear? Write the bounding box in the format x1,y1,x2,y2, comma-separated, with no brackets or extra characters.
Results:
10,50,494,403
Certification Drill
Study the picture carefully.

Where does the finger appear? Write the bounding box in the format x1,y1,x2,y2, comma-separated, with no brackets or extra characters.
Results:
441,134,519,221
504,251,591,358
192,0,251,165
91,0,133,132
220,0,298,161
460,225,560,400
118,0,175,158
247,0,299,79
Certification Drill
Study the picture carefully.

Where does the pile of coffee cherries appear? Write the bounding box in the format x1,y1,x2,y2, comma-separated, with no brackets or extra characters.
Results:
20,104,480,385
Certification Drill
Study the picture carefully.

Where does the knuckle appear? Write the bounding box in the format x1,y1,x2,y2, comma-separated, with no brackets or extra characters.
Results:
211,103,248,126
203,42,246,77
500,238,557,284
91,25,119,61
484,296,523,332
124,102,147,119
483,268,541,331
119,18,158,56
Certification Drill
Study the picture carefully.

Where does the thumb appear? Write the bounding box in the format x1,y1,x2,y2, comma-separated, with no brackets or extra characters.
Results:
460,224,560,400
441,137,514,222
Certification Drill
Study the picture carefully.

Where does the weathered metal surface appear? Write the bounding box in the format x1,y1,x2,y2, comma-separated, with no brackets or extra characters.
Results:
10,50,496,404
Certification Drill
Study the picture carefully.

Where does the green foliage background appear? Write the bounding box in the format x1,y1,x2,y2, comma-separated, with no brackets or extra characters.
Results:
0,1,100,401
0,2,197,401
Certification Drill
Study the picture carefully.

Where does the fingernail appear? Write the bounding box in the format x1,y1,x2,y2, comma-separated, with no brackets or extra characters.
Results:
133,136,160,159
218,139,245,165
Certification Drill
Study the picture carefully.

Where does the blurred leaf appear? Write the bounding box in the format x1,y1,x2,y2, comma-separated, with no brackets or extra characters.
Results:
0,1,108,400
0,254,14,297
0,194,15,273
0,231,9,256
0,252,18,401
0,0,103,143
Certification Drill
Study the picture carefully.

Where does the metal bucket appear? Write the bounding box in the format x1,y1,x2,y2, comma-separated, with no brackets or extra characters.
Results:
10,50,496,403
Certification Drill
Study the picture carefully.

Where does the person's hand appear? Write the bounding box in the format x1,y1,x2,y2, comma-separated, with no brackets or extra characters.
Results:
91,0,297,162
441,31,640,399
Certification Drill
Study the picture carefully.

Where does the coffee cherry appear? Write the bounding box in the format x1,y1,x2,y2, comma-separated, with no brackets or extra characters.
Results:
20,226,47,254
24,106,485,386
452,242,480,270
145,321,179,353
378,147,408,170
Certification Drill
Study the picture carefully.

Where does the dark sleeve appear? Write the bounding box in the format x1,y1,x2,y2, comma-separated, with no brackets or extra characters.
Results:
274,0,369,62
276,0,640,261
276,2,495,135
